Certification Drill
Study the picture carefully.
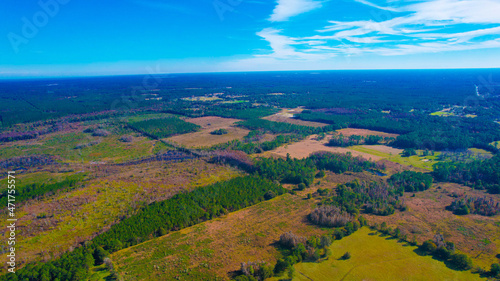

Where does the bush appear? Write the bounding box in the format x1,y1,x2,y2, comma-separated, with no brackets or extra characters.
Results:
309,205,354,227
119,135,133,142
279,231,306,249
420,240,437,254
210,128,229,135
490,263,500,277
449,253,473,270
340,252,351,260
92,129,110,137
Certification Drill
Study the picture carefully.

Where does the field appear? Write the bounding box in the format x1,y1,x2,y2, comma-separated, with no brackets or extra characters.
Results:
0,160,242,267
263,108,329,128
0,121,161,163
167,116,251,148
283,227,484,281
349,145,439,171
363,183,500,269
112,193,327,280
265,135,385,162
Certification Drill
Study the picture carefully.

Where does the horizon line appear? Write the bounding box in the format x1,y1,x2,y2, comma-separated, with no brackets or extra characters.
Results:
1,66,500,81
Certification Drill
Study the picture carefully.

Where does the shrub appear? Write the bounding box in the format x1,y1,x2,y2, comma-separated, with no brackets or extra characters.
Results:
92,129,110,137
340,252,351,260
279,231,306,249
119,135,133,142
309,205,354,227
450,253,473,270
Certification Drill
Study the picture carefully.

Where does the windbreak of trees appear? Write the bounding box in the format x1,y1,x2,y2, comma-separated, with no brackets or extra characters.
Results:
236,119,331,135
309,151,381,174
211,133,306,154
0,174,85,207
92,176,285,250
388,171,433,192
433,155,500,194
0,176,285,281
128,117,200,139
327,134,391,147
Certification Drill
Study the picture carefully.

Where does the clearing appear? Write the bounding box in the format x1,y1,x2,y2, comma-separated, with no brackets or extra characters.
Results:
264,135,385,162
285,227,484,281
167,116,250,148
263,108,329,128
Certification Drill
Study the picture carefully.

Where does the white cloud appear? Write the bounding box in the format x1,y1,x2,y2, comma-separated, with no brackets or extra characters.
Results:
269,0,322,22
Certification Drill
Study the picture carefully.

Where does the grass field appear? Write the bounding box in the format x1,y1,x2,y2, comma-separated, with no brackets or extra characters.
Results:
167,116,250,148
430,111,455,117
280,227,484,281
335,128,399,138
112,193,327,280
349,145,440,171
0,130,158,163
0,160,242,268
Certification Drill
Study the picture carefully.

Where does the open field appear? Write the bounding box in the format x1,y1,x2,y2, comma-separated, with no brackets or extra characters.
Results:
364,183,500,269
349,145,439,171
285,227,484,281
112,193,327,280
0,160,242,268
167,116,251,148
263,108,329,127
335,128,400,138
431,111,455,117
0,124,159,163
265,135,384,162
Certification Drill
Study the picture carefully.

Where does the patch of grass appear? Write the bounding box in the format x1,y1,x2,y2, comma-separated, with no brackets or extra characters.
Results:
349,146,440,171
284,227,484,281
430,111,455,117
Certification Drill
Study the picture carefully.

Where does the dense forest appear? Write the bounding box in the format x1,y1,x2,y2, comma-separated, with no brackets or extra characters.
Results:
433,155,500,193
127,117,200,139
0,174,85,207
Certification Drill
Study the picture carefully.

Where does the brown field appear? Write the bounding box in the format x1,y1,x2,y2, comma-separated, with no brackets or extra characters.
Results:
363,183,500,269
263,108,329,128
112,192,328,280
265,135,384,161
167,116,250,148
335,128,399,138
0,159,242,268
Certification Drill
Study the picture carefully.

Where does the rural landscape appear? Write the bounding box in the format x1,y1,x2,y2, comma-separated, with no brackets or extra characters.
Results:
0,69,500,280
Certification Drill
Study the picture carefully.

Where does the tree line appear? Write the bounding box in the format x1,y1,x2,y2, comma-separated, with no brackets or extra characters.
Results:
0,176,285,281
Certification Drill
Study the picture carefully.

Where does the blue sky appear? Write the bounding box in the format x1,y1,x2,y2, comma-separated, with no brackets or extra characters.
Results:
1,0,500,77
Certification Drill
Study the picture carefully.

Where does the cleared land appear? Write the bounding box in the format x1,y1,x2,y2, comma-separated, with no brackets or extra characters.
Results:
266,135,385,161
364,183,500,269
263,108,329,127
167,116,250,148
288,227,484,281
0,160,242,267
335,128,399,138
112,193,327,281
0,126,158,163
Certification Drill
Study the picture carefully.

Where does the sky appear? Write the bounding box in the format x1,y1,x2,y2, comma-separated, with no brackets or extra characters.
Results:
1,0,500,77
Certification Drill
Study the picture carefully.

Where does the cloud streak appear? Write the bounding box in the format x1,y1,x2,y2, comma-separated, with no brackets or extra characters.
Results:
269,0,322,22
256,0,500,61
